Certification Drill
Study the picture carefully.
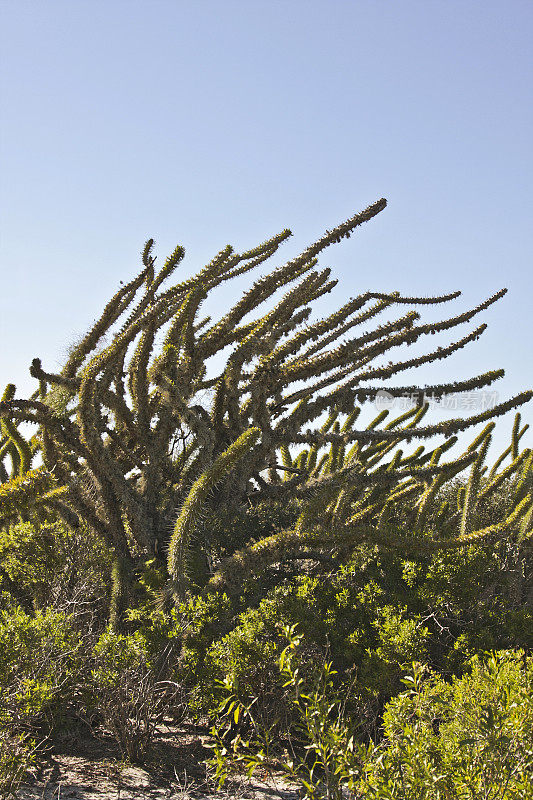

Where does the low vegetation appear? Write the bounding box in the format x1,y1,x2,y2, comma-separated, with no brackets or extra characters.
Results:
1,201,531,797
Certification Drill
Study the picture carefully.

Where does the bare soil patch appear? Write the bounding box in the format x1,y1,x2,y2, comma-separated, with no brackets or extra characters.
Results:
17,722,298,800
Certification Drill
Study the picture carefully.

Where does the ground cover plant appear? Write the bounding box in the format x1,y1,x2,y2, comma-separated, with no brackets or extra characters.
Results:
0,199,531,796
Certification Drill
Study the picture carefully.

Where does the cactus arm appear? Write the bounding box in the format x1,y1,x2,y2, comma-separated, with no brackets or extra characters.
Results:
0,468,56,520
0,416,32,476
460,433,492,537
415,472,448,532
456,493,533,544
167,427,261,597
480,449,531,504
513,450,533,504
353,370,505,406
62,267,151,378
512,412,521,460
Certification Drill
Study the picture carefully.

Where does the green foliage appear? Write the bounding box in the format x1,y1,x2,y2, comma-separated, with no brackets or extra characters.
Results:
0,468,61,528
176,591,235,715
0,729,37,799
182,530,533,731
0,598,86,792
209,624,355,797
0,384,34,479
0,519,111,612
2,203,531,623
183,570,431,725
92,628,152,681
194,500,299,571
211,627,533,800
362,654,533,799
0,606,81,731
89,628,184,761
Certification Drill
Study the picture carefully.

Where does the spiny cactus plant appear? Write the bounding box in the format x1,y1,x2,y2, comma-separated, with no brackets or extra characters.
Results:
0,383,68,530
208,412,533,594
1,199,531,614
0,384,33,482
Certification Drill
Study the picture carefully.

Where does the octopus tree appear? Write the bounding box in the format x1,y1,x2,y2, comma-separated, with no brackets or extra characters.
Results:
1,199,531,621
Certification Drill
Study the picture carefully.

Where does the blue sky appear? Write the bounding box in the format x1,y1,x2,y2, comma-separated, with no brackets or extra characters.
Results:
1,0,532,455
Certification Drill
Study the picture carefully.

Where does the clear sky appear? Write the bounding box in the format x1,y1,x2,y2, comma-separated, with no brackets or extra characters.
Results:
1,0,532,456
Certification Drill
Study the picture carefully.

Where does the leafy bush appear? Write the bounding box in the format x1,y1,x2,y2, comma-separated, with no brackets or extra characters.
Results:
0,604,83,792
0,729,37,799
183,525,533,724
0,519,110,614
89,628,184,762
0,606,82,732
182,569,431,738
211,627,533,800
361,652,533,799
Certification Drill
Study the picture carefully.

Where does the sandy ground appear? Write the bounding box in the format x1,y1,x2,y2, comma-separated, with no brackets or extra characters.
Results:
16,722,298,800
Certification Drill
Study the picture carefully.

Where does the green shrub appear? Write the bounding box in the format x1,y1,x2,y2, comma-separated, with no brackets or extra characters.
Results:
185,528,533,743
0,520,110,613
361,652,533,799
89,627,185,762
211,627,533,800
186,567,432,730
0,729,36,799
0,606,81,731
177,591,236,713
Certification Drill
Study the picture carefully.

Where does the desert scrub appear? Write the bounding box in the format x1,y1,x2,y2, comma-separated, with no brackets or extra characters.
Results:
0,519,111,614
89,627,184,762
211,627,533,800
0,606,82,735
